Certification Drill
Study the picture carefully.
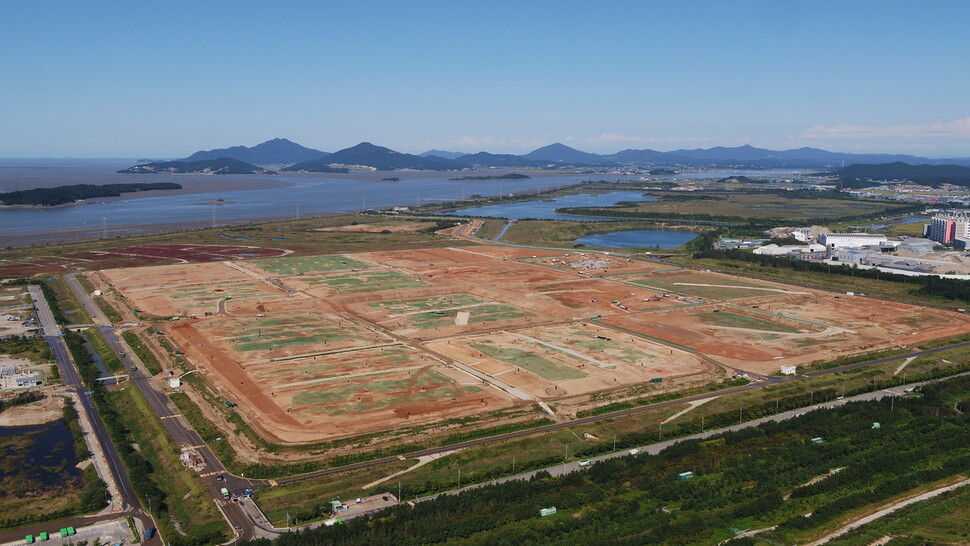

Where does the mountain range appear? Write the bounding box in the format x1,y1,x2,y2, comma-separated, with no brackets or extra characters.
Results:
120,138,970,174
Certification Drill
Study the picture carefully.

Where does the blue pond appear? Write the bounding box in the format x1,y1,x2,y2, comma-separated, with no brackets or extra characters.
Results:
0,419,83,488
573,229,698,249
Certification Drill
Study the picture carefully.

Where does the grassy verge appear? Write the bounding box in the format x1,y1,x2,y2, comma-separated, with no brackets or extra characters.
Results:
75,273,123,322
473,218,508,240
46,275,92,324
84,326,123,373
122,330,162,375
110,385,229,544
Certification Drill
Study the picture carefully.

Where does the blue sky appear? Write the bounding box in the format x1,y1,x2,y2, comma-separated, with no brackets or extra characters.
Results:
2,0,969,158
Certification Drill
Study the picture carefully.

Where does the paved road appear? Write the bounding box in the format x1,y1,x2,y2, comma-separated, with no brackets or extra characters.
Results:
26,285,162,544
65,274,263,541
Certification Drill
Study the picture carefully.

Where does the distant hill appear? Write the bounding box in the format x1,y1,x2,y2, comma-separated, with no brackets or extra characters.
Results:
452,152,541,168
118,158,272,175
522,143,608,165
283,142,459,172
835,162,970,187
606,148,673,164
183,138,328,165
420,149,466,160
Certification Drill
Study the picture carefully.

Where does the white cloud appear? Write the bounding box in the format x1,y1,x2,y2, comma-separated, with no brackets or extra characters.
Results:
800,118,970,140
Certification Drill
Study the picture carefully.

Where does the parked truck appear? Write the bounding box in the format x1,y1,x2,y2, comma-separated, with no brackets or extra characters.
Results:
221,488,230,500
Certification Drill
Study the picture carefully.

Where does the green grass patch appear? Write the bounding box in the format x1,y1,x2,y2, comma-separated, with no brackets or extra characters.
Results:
470,342,587,381
251,254,374,276
698,311,800,333
308,270,424,293
122,330,162,375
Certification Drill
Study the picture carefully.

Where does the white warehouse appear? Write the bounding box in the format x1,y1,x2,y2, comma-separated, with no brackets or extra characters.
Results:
818,233,888,250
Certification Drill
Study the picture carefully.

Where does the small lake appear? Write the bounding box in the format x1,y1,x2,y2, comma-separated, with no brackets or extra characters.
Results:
445,191,653,221
0,419,83,488
868,216,931,230
573,229,699,249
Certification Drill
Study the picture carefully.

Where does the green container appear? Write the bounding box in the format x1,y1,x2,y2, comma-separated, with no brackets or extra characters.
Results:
25,535,34,544
650,377,663,383
67,527,76,535
39,532,48,541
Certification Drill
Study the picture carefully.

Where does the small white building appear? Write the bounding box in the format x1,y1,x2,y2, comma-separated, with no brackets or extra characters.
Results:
780,365,797,376
168,378,181,389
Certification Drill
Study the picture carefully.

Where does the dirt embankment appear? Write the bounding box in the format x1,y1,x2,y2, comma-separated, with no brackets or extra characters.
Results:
0,394,65,426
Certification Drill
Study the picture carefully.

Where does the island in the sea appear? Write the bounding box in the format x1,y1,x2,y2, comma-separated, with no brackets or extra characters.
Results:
0,182,183,207
448,173,532,181
118,158,274,175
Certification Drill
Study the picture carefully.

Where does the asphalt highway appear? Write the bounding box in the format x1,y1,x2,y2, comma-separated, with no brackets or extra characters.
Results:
27,285,162,544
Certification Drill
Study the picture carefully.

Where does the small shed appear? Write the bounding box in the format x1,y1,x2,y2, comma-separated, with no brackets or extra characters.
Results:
811,437,824,444
540,507,557,517
168,378,181,389
678,471,694,480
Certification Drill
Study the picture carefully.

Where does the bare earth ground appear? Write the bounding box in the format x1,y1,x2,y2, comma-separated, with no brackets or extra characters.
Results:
314,222,438,233
100,246,970,446
0,394,64,426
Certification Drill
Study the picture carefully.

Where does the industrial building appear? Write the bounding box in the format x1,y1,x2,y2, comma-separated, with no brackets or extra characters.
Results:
753,243,826,256
817,233,888,250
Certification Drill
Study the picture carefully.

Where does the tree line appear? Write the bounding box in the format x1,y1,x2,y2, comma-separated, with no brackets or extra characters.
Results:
0,182,181,206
